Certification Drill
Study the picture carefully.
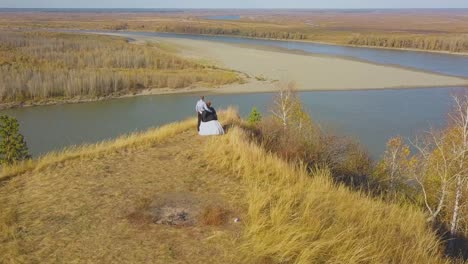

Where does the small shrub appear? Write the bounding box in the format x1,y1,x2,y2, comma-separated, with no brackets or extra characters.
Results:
0,115,30,165
247,107,262,125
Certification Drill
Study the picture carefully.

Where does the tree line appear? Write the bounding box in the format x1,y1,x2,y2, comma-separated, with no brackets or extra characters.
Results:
161,25,309,40
348,34,468,53
106,21,468,53
106,22,310,41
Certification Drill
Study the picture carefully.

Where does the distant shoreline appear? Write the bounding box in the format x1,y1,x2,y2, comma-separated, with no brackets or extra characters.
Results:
31,28,468,58
98,29,468,58
122,34,468,89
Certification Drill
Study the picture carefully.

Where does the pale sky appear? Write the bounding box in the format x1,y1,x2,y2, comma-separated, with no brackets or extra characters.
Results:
1,0,467,9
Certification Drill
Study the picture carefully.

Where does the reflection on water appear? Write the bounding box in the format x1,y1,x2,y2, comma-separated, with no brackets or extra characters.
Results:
2,87,465,158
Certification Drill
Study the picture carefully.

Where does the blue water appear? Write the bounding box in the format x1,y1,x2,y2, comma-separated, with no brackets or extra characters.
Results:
3,87,465,158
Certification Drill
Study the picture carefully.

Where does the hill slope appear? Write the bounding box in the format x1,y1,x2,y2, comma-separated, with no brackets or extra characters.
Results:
0,114,245,263
0,110,447,263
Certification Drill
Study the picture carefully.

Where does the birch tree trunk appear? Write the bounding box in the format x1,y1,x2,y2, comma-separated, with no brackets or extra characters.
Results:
449,175,462,237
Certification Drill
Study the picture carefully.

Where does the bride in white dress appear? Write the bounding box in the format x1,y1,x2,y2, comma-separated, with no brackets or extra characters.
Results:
199,101,224,136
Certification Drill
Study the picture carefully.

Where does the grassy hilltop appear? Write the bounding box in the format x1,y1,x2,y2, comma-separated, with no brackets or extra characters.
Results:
0,108,449,263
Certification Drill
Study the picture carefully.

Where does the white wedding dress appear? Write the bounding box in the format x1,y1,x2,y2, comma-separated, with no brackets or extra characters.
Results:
199,120,225,136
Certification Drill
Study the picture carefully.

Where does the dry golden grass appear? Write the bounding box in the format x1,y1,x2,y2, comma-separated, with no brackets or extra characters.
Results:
0,108,245,263
0,117,193,182
205,127,448,263
0,108,451,263
0,109,238,183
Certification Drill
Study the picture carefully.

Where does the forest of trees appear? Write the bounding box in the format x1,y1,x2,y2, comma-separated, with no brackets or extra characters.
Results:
106,22,310,41
164,25,309,40
0,31,239,102
348,34,468,53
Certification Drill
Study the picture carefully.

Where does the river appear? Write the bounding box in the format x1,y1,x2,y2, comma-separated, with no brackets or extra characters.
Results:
2,31,467,158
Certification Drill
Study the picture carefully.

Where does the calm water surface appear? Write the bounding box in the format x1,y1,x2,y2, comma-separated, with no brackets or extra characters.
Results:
3,32,468,158
2,87,465,158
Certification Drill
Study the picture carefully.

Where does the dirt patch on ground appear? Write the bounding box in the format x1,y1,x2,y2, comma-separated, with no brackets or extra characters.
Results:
128,192,233,227
153,206,193,226
200,205,230,226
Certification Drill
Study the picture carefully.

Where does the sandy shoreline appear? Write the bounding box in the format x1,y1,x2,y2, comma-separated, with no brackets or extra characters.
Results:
103,32,468,94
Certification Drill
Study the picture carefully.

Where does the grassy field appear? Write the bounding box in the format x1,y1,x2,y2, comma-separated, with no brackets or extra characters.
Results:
1,9,468,53
0,31,239,104
0,108,450,263
0,110,244,263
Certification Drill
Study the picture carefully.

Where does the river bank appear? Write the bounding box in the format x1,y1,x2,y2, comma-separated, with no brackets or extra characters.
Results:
0,86,211,110
107,33,468,91
63,28,468,58
1,30,467,110
128,30,468,58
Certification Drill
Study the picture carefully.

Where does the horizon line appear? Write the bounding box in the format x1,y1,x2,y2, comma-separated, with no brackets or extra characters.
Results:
1,7,468,10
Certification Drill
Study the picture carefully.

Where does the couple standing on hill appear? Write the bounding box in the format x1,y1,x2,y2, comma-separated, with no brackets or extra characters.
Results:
196,96,225,136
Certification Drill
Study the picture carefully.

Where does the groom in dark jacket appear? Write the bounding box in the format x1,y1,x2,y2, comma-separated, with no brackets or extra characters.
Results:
202,101,218,122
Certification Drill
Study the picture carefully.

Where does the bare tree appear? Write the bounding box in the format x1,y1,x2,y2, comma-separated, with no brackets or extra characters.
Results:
270,81,297,129
269,81,314,132
410,130,450,223
410,95,468,251
447,95,468,250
